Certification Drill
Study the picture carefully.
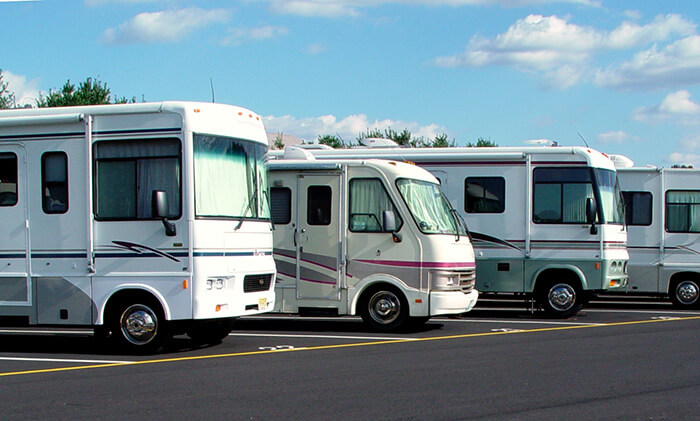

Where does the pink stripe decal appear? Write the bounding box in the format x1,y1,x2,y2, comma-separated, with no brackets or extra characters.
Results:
355,259,476,269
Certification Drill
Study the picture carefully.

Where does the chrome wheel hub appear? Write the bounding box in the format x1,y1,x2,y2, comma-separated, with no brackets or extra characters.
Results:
121,305,157,345
368,291,400,324
677,281,699,305
548,283,576,312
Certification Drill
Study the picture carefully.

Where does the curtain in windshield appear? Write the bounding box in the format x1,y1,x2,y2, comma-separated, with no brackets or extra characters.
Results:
194,134,269,219
396,179,459,234
595,169,625,224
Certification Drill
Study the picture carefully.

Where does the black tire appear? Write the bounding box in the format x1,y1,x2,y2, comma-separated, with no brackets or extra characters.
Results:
359,285,409,332
670,279,700,309
107,297,168,354
188,320,233,346
537,279,583,318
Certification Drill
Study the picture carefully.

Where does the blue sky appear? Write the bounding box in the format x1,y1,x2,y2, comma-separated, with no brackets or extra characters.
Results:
2,0,700,167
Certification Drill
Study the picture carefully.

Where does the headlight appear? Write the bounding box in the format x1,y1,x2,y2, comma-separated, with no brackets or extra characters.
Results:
431,270,459,290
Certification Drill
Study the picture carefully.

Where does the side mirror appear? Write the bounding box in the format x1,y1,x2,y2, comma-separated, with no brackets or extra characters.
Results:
586,197,598,235
152,190,176,237
382,210,402,243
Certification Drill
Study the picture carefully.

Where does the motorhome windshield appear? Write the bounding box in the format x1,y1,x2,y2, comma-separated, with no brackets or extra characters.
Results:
194,134,270,219
594,169,625,224
396,178,466,235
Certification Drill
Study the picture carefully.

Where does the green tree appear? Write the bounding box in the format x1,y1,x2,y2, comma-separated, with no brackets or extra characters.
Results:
272,132,285,150
37,77,134,107
0,69,16,109
357,127,414,146
427,133,456,148
466,137,497,147
317,134,346,149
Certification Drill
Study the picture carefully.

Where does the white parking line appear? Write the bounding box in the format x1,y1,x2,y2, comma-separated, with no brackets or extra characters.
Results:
229,333,417,341
0,356,133,364
443,318,604,326
584,308,700,315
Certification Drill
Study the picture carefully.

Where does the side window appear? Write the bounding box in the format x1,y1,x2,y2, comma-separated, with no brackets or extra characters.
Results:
42,152,68,214
533,167,594,224
349,178,402,232
622,191,652,226
0,153,18,206
666,190,700,233
94,139,181,220
307,185,331,226
465,177,505,213
270,187,291,225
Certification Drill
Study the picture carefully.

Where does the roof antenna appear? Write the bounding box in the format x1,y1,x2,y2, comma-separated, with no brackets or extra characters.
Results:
209,78,215,103
577,132,589,148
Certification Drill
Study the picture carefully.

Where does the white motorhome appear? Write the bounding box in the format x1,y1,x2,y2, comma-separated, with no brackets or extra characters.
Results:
267,148,478,331
274,143,629,317
0,102,276,352
611,156,700,308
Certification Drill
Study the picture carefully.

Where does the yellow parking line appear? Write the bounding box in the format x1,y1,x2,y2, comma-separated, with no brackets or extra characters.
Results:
2,316,698,378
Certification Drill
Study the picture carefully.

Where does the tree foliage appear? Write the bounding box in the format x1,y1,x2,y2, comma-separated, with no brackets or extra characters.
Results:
0,69,16,109
317,134,347,149
272,132,285,150
36,77,134,108
466,137,497,147
355,127,455,148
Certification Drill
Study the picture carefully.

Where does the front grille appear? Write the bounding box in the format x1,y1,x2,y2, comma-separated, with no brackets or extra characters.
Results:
457,269,476,293
244,274,273,292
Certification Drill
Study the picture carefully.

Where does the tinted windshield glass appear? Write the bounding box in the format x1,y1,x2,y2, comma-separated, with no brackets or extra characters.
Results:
396,178,465,235
595,169,624,224
194,134,270,219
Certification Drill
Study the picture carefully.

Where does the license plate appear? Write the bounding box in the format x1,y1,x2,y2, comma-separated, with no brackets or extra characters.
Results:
258,298,267,310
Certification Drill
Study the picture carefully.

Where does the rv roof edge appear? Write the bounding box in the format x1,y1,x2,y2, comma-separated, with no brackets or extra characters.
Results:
0,113,85,127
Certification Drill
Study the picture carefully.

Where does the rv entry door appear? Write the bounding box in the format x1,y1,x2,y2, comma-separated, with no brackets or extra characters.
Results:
295,174,341,300
0,145,30,306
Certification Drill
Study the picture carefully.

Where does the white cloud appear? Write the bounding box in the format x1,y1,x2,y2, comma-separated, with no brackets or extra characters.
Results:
221,25,288,46
436,14,696,89
595,35,700,90
262,0,599,17
305,43,326,55
607,14,695,49
101,7,231,45
632,90,700,124
668,152,700,167
596,130,631,144
3,70,42,107
263,114,446,142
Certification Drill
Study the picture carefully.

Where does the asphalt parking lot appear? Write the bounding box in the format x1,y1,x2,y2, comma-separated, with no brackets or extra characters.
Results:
2,298,699,420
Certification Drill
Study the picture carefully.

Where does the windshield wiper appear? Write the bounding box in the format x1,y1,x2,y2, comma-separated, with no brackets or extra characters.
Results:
235,189,257,230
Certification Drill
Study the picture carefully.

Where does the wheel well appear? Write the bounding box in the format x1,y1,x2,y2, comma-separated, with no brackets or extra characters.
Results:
534,269,582,294
103,289,164,324
356,282,405,311
668,272,700,292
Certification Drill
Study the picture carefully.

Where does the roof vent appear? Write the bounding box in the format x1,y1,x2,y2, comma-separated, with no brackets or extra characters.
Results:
608,154,634,169
282,146,316,161
359,137,399,148
524,139,558,147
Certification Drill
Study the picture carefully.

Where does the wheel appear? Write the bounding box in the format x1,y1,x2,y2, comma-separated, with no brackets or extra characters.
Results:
108,299,168,354
670,279,700,309
537,280,583,318
188,320,233,346
359,285,409,332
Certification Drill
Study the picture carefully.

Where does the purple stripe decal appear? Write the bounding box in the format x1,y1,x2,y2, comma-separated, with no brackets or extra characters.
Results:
354,259,476,269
